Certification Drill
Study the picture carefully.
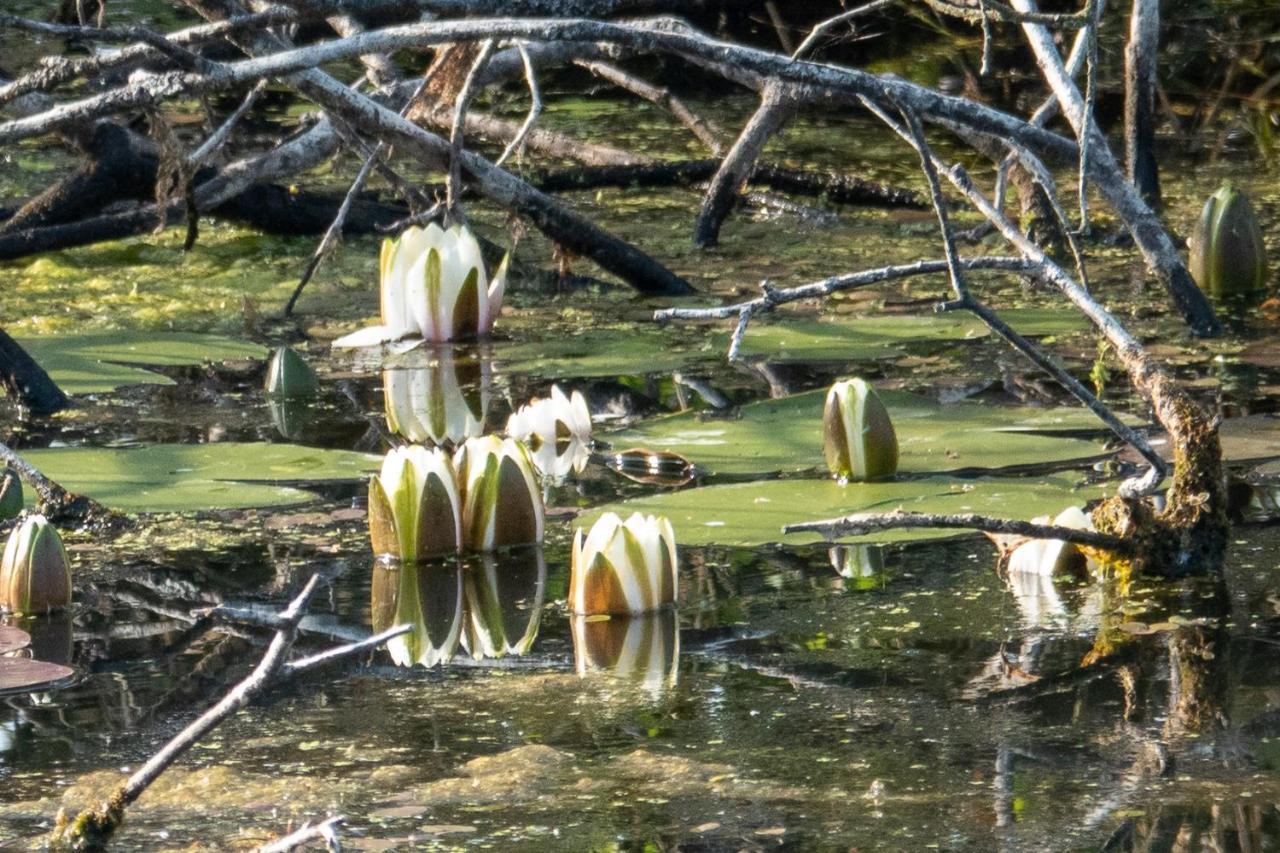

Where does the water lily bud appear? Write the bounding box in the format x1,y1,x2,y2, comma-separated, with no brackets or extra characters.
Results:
823,378,899,482
506,386,592,480
1189,182,1268,300
461,550,546,659
1006,506,1093,576
571,610,679,695
371,563,464,668
0,515,71,615
569,512,678,615
383,354,488,446
333,223,509,347
454,436,545,551
368,445,463,561
0,469,22,520
264,346,318,397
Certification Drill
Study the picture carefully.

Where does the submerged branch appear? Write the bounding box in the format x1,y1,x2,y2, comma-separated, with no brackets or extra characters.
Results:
784,511,1136,554
256,817,344,853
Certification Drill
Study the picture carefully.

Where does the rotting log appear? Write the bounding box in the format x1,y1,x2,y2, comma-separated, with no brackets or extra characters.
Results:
1123,0,1161,208
0,330,70,416
530,159,928,208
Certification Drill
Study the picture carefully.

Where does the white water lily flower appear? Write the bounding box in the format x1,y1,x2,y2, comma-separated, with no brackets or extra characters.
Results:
506,386,592,480
461,550,546,660
371,563,464,668
0,514,71,615
333,222,508,347
1006,506,1094,576
571,610,680,696
569,512,678,615
383,354,489,446
367,445,463,561
454,436,545,551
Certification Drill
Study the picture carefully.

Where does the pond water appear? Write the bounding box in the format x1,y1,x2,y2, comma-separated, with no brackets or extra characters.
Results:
4,30,1280,848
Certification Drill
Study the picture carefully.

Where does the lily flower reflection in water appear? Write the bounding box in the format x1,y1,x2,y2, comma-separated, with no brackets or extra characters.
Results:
828,544,886,590
382,352,491,447
461,549,547,659
371,562,464,668
371,548,546,667
571,610,680,697
506,385,592,483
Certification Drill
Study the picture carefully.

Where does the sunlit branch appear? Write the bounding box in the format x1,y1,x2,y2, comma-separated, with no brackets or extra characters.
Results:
784,510,1135,554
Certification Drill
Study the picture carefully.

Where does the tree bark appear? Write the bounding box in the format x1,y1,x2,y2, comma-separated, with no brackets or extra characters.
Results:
0,330,70,416
693,83,795,247
1123,0,1161,208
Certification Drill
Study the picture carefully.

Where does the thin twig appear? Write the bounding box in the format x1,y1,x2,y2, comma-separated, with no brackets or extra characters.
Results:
256,816,344,853
860,95,1166,495
655,256,1034,322
187,79,266,169
792,0,895,59
284,73,435,316
783,510,1136,553
1077,0,1101,232
495,43,541,166
447,38,496,220
576,59,725,154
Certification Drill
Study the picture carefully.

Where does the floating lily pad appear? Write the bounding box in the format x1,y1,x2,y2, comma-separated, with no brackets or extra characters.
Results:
611,389,1131,477
21,443,379,512
0,627,30,654
738,307,1090,361
0,657,75,696
494,327,725,378
582,474,1107,547
17,332,265,394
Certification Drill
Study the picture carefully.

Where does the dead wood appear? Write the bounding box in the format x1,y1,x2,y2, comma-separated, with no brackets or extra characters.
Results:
529,159,928,208
0,329,70,417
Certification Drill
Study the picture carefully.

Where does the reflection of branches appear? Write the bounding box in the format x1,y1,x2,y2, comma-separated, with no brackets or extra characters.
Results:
55,576,408,848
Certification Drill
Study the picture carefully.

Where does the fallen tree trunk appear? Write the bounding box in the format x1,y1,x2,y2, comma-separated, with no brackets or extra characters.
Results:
530,159,928,208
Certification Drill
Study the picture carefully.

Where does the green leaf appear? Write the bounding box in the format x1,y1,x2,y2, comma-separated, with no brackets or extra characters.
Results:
17,332,265,394
610,389,1134,477
738,308,1088,361
21,443,379,512
487,327,722,378
582,474,1108,547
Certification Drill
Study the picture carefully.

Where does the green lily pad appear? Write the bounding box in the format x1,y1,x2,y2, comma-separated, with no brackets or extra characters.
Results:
21,443,379,512
16,332,265,394
610,389,1131,477
582,473,1107,547
493,327,724,378
739,307,1090,361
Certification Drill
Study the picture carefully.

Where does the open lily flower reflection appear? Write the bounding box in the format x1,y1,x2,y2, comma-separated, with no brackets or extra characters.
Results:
383,354,489,446
506,385,592,480
333,222,508,347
